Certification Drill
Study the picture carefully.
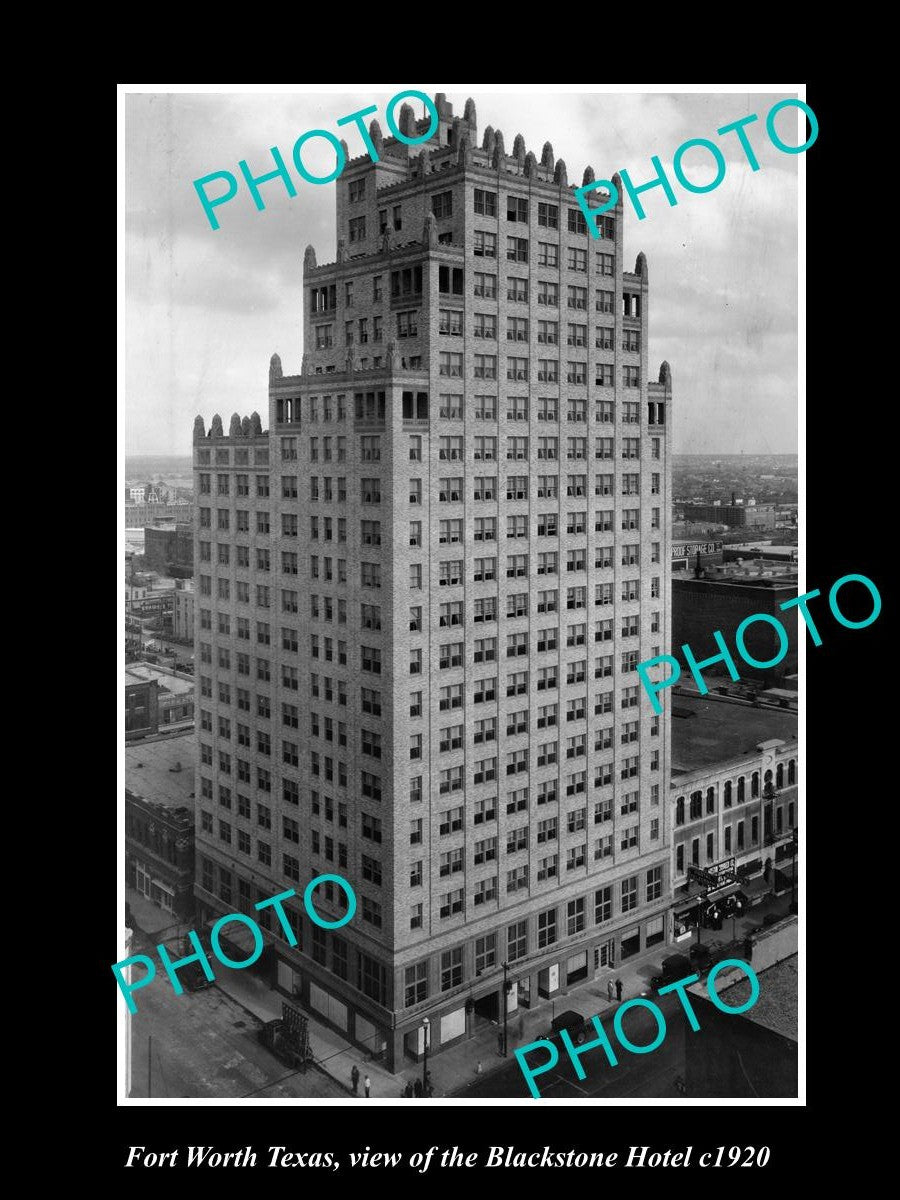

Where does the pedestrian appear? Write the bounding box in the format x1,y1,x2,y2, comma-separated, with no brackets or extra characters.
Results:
475,1060,483,1076
607,980,613,1002
413,1079,422,1097
364,1074,371,1098
424,1070,433,1097
350,1064,359,1096
615,978,623,1001
404,1081,414,1098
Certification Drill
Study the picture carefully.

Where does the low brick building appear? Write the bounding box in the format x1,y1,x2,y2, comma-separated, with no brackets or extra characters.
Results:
125,730,196,921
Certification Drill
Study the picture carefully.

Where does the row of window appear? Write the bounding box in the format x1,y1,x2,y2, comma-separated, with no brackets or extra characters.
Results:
675,762,798,823
433,360,641,390
675,801,796,871
195,447,268,466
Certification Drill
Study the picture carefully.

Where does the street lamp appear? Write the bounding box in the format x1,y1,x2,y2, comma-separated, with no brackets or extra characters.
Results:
501,961,510,1057
790,826,798,910
421,1017,430,1097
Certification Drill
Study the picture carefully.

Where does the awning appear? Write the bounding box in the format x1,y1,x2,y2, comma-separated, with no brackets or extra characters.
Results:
743,875,773,899
707,881,741,902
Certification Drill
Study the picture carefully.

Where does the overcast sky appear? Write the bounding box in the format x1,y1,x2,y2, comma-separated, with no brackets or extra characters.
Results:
123,86,799,458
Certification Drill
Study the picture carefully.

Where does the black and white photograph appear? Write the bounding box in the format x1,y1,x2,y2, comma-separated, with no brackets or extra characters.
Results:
119,84,809,1121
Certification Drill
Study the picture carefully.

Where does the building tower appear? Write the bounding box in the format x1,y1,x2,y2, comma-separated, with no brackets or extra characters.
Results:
192,93,674,1072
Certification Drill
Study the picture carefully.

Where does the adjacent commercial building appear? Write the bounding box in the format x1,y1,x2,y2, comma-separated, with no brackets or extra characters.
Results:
669,690,797,940
678,502,776,530
125,501,193,527
173,580,195,643
672,570,799,685
192,94,674,1071
145,523,194,576
671,539,723,574
125,662,195,735
125,730,196,920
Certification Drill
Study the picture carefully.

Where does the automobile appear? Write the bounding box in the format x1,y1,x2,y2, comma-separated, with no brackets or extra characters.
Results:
649,953,693,991
182,960,213,992
547,1010,589,1046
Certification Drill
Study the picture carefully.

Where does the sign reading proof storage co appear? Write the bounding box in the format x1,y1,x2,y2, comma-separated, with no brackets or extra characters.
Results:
673,541,723,558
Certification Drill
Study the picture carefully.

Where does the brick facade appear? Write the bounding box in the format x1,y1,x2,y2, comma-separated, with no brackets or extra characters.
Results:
192,95,675,1071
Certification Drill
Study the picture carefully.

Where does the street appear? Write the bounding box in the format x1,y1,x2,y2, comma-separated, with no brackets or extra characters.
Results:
128,976,345,1099
455,993,688,1098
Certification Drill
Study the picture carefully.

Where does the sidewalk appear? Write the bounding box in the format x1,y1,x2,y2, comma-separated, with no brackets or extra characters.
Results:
127,888,792,1099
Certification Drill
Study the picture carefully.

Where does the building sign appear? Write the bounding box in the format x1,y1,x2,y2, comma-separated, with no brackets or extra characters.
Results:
672,541,723,559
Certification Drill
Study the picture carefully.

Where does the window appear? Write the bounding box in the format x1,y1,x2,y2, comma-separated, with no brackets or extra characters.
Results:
621,875,638,913
348,215,366,242
567,207,587,234
507,356,528,381
439,351,463,377
537,201,558,228
537,908,557,948
474,230,497,258
506,236,528,262
439,308,463,337
431,190,453,218
567,247,587,272
537,280,558,307
537,320,558,346
474,354,497,380
474,270,497,299
567,285,587,310
440,947,464,991
405,961,428,1007
473,312,497,340
474,188,497,216
538,242,559,267
439,888,464,918
507,195,528,222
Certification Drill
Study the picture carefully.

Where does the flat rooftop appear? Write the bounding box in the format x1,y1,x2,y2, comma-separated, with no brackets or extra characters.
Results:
124,662,194,696
720,954,798,1042
671,690,797,774
125,730,195,810
727,543,798,554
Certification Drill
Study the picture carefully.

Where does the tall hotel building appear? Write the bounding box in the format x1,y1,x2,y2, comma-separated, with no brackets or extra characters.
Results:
192,94,674,1072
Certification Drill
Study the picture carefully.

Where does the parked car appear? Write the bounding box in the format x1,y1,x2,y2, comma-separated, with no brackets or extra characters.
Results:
650,953,693,991
548,1010,589,1045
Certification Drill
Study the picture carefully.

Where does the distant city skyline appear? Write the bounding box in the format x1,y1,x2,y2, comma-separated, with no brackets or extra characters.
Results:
124,87,800,457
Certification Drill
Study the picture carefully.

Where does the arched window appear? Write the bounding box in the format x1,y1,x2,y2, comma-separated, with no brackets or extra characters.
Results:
737,776,745,803
676,797,685,826
689,791,702,820
751,772,760,798
723,780,732,807
776,763,784,789
706,787,715,814
764,769,773,787
788,759,796,785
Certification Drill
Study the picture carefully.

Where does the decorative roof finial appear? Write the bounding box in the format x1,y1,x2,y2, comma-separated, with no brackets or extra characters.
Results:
369,119,384,157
